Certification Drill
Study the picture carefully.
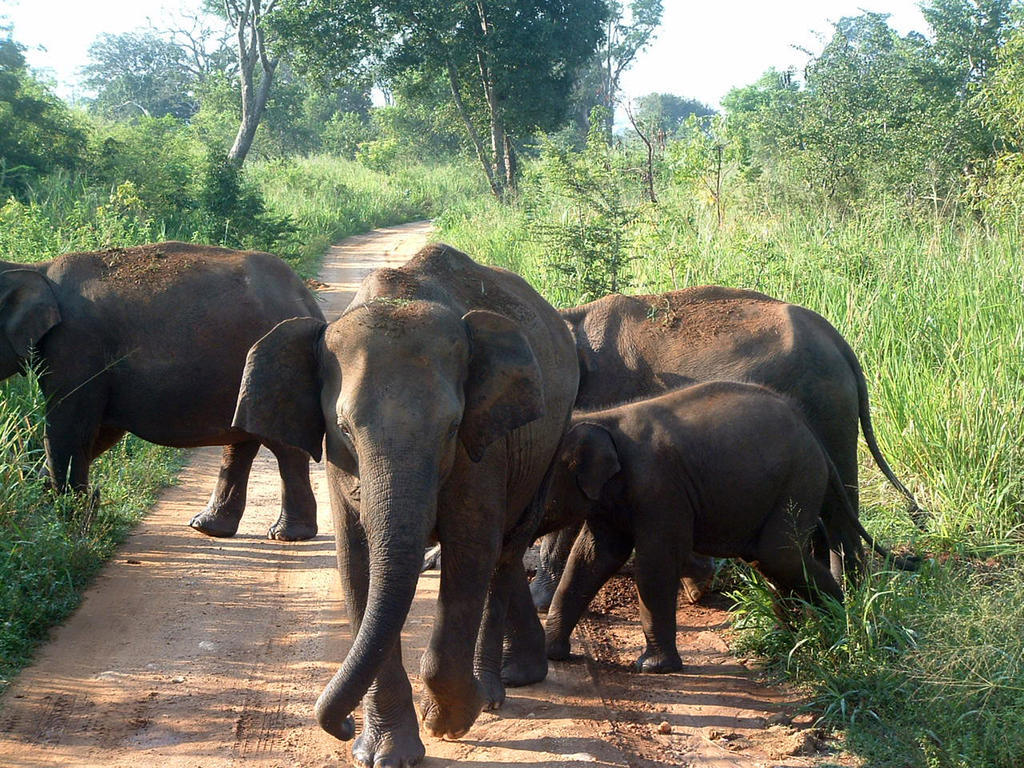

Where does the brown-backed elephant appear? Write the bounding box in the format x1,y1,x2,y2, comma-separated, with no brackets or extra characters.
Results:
232,244,579,767
541,382,862,672
0,242,323,540
529,286,923,611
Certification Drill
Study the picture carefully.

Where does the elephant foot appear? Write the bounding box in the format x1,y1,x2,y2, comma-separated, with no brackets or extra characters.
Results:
501,654,547,687
266,513,317,541
636,648,683,674
419,679,485,739
545,634,572,662
352,711,425,768
477,670,506,710
189,507,241,538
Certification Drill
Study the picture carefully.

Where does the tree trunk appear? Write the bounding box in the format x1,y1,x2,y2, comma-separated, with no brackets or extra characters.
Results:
446,58,500,198
473,1,507,199
226,0,278,167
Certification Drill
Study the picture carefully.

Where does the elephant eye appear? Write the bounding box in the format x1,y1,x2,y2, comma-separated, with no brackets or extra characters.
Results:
447,420,460,438
337,420,356,449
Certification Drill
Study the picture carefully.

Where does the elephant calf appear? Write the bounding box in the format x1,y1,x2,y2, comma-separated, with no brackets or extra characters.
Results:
541,381,850,673
0,241,323,540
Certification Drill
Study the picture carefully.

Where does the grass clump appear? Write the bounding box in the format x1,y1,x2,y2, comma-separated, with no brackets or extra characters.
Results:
730,558,1024,767
0,370,182,692
251,156,487,276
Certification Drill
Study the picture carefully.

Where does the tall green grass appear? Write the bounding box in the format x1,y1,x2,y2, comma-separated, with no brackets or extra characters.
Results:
435,179,1024,768
251,156,487,276
0,370,182,691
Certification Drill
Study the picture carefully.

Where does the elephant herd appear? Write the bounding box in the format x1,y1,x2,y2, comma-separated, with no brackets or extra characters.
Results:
0,240,921,766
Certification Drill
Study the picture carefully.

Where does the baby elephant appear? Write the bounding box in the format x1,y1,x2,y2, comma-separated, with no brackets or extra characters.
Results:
542,380,850,673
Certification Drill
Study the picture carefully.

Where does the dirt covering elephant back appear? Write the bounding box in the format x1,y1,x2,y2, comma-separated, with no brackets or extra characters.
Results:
232,243,579,766
0,241,324,540
530,285,923,610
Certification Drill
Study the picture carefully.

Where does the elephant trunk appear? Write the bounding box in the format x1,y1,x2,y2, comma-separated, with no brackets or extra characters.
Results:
314,459,434,741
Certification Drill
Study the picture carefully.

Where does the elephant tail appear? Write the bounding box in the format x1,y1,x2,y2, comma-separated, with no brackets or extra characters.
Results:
838,336,930,531
823,448,921,572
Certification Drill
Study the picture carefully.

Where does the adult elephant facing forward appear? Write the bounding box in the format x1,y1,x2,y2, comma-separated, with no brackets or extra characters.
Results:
530,285,922,610
233,244,578,766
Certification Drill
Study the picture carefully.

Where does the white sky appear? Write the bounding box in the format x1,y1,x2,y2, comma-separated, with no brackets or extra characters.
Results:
3,0,930,107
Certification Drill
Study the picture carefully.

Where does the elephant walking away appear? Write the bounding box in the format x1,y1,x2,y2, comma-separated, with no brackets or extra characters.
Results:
541,381,910,673
530,286,923,611
233,243,579,767
0,242,323,540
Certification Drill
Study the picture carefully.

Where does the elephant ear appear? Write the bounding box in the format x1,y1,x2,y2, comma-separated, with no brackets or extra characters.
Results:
568,422,621,501
0,269,62,357
232,317,327,462
460,309,545,463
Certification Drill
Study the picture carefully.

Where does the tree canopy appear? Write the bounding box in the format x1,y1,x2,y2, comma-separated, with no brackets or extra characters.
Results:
272,0,608,196
0,36,85,194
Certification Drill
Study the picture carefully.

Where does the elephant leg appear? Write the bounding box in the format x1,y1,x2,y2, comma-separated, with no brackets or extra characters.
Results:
821,449,865,584
531,524,579,611
633,543,684,673
500,563,548,687
189,440,260,538
43,414,99,494
89,426,126,461
545,519,633,661
419,502,501,740
476,557,548,710
334,487,424,767
754,503,844,612
264,439,318,541
758,548,845,611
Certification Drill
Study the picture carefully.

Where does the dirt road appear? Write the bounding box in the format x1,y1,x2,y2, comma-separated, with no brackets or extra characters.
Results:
0,222,839,767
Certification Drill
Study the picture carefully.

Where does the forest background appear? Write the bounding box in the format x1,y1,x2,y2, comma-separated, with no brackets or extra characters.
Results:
2,2,1024,766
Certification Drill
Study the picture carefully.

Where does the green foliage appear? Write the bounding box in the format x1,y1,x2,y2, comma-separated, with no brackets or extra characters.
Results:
249,154,486,275
632,92,715,139
0,37,87,196
194,148,296,250
274,0,607,195
584,0,665,139
82,30,202,120
715,5,1024,216
730,558,1024,767
355,101,465,172
972,20,1024,221
0,367,182,692
526,109,652,304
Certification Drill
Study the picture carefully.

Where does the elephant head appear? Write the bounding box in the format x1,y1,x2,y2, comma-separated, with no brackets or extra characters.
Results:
542,422,621,529
0,268,61,380
232,299,545,739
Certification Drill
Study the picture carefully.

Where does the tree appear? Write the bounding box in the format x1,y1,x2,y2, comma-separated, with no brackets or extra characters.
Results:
273,0,607,197
594,0,663,134
633,93,714,140
208,0,280,166
0,35,86,194
83,31,203,120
